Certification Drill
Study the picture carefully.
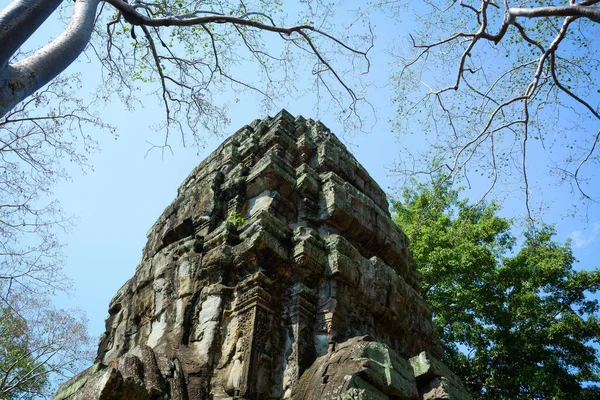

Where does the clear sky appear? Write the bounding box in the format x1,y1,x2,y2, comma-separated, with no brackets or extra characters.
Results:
2,0,599,360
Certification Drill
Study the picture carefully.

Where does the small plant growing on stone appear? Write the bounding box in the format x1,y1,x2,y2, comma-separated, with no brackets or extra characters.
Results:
226,211,246,228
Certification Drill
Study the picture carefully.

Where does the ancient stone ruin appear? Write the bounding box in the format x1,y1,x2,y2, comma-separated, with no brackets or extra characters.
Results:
54,110,472,400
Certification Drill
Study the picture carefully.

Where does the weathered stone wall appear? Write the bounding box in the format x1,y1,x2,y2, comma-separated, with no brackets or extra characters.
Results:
54,110,470,400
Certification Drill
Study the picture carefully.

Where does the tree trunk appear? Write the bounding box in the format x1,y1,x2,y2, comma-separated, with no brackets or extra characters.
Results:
0,0,63,69
0,0,100,118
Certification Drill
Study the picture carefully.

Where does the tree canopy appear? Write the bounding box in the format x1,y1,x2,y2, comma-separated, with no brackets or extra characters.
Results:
392,179,600,399
391,0,600,218
0,305,47,399
0,290,93,398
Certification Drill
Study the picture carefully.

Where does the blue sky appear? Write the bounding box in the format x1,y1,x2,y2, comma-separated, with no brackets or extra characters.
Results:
2,0,599,354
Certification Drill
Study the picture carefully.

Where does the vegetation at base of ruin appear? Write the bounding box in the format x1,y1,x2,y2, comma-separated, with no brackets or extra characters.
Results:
386,0,600,219
392,178,600,399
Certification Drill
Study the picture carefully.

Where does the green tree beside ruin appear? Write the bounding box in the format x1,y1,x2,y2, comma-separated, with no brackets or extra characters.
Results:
0,306,48,399
392,179,600,399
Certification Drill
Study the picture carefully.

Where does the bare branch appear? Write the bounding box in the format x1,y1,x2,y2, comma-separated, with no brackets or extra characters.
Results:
393,0,600,218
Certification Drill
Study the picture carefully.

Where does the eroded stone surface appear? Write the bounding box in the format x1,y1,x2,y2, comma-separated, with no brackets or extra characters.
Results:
292,336,418,400
409,352,473,400
54,110,470,400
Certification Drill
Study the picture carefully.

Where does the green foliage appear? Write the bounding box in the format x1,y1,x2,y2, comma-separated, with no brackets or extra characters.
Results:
392,179,600,399
0,307,48,399
0,290,93,398
226,210,246,227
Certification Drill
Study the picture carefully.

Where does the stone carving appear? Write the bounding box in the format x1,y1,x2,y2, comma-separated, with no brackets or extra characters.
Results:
54,110,471,400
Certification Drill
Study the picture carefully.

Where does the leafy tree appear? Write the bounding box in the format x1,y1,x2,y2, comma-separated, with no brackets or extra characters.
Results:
0,306,47,399
389,0,600,217
392,179,600,399
0,290,93,398
0,70,100,398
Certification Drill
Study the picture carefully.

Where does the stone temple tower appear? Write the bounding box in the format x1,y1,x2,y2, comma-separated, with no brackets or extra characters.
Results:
54,110,472,400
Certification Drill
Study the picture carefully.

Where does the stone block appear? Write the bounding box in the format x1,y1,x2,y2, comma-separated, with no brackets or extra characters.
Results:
360,342,418,399
410,352,473,400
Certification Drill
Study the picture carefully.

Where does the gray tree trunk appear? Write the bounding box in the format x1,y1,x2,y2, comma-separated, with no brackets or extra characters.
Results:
0,0,99,118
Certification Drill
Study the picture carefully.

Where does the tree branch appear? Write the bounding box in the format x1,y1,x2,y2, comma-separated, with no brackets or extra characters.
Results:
508,5,600,23
0,0,63,69
0,0,101,117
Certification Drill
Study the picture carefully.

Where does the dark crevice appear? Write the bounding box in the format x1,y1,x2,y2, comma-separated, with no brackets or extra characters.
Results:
160,217,194,250
181,291,201,346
